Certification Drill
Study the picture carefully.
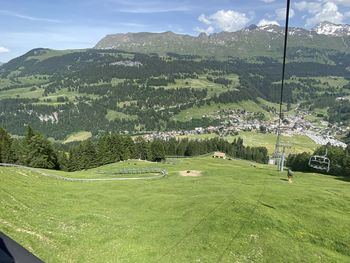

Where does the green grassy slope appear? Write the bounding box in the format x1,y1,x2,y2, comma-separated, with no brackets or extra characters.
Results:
1,157,349,262
63,131,92,144
177,131,317,154
171,100,275,122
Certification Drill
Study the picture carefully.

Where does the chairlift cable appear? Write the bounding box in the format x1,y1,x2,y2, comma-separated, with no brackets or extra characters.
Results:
274,0,291,172
277,0,291,135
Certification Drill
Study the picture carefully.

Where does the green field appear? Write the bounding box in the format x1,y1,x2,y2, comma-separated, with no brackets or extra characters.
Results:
106,110,138,121
171,100,275,122
1,157,349,262
230,132,317,154
165,74,240,97
276,76,349,89
25,49,81,62
0,85,99,103
177,131,317,154
0,87,44,99
63,131,92,144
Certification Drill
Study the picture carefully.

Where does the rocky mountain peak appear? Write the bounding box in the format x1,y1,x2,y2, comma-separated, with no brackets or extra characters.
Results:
312,21,350,36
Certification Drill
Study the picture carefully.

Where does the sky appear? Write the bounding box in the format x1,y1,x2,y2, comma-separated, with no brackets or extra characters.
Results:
1,0,350,62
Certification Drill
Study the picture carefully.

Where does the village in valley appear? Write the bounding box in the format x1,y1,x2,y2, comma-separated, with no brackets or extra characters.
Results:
142,106,348,149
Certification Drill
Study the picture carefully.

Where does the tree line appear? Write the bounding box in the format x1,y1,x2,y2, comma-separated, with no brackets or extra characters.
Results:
0,127,268,172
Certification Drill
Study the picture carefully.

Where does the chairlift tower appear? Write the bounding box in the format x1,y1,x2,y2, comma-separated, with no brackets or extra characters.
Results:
273,133,291,172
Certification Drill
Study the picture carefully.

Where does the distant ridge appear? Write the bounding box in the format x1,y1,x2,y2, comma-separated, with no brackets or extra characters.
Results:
94,22,350,58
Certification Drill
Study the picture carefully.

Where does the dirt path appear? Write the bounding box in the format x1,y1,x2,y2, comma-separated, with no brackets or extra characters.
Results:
0,163,167,182
179,170,202,177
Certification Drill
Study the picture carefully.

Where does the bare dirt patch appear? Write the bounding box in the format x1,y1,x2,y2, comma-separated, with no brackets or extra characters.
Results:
179,170,202,177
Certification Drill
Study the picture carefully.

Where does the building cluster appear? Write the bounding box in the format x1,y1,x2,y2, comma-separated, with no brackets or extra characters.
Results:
306,132,347,148
141,107,348,148
109,61,142,67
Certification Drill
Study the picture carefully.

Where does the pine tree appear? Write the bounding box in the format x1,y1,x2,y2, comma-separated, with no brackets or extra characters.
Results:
26,134,59,169
0,127,16,163
166,138,177,156
57,151,69,171
77,140,98,169
122,136,135,160
24,126,35,145
343,156,350,176
97,134,114,165
134,137,150,160
110,134,123,162
150,140,165,162
176,140,188,156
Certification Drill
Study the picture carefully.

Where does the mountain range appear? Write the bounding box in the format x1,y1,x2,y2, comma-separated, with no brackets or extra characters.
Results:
0,21,349,139
95,21,350,59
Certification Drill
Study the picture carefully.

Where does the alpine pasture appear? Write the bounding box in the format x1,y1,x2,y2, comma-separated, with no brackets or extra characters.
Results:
1,156,349,262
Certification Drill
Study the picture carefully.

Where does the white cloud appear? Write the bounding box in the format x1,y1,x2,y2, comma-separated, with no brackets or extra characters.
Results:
198,14,211,25
0,46,10,53
331,0,350,7
294,1,322,14
346,11,350,17
194,26,214,35
295,1,345,26
261,0,275,3
275,8,295,21
257,19,280,27
197,10,250,33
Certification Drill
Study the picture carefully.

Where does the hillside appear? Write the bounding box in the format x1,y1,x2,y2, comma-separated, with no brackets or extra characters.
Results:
1,157,349,262
95,22,350,60
0,26,349,140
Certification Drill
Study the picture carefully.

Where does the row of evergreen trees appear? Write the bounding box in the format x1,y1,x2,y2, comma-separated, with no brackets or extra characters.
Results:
64,136,269,171
0,127,59,169
0,127,268,172
2,125,348,176
287,144,350,176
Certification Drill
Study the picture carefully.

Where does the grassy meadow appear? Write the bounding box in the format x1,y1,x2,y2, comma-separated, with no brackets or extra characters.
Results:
1,156,349,262
177,131,317,154
171,100,275,122
63,131,92,144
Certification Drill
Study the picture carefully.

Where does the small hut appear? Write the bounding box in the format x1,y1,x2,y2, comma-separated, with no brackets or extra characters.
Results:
213,151,226,159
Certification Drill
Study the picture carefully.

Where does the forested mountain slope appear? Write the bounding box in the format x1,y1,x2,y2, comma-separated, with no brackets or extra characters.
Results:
0,27,349,139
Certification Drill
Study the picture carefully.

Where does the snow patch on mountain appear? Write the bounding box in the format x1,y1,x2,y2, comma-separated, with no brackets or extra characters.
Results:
313,22,350,36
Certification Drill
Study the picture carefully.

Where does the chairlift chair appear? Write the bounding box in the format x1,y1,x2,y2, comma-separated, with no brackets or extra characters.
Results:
308,148,330,172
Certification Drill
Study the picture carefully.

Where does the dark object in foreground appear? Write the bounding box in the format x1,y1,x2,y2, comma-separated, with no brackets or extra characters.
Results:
0,232,43,263
287,168,294,183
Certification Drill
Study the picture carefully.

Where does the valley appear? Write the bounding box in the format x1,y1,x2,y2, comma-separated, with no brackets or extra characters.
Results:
1,2,350,261
0,40,349,144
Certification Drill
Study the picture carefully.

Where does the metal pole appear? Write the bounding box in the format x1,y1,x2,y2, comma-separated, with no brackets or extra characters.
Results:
275,0,290,172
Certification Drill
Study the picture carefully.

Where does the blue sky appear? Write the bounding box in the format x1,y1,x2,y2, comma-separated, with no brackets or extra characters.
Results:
1,0,350,62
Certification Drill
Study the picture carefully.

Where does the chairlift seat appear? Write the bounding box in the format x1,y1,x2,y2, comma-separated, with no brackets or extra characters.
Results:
308,154,330,172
